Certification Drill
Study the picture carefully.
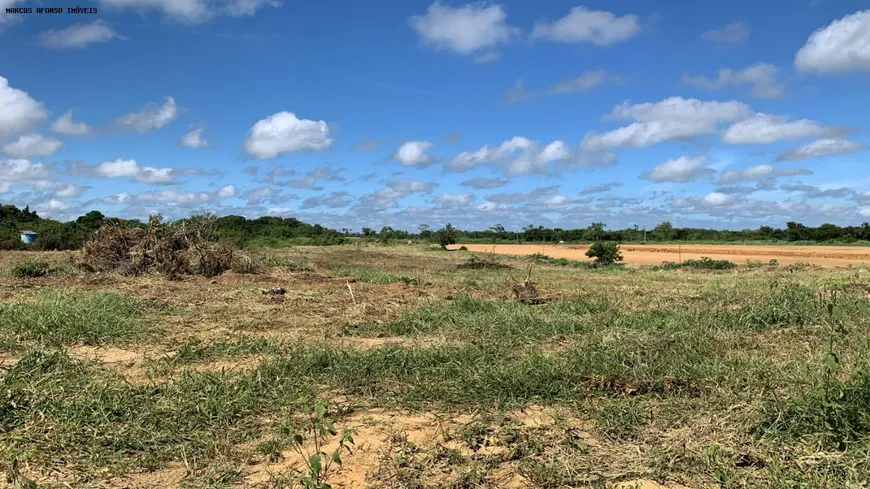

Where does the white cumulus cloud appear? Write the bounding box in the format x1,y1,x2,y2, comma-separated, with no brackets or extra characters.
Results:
718,165,812,184
640,156,713,183
217,185,237,198
583,97,755,150
532,6,641,45
703,192,732,206
88,158,181,184
180,126,208,148
394,141,434,167
51,110,92,135
776,138,866,161
433,193,474,206
794,10,870,74
112,96,178,133
244,111,332,159
681,63,785,99
448,136,571,176
0,77,48,138
409,2,518,58
97,0,282,24
38,20,126,49
2,134,63,158
722,114,834,144
0,159,52,192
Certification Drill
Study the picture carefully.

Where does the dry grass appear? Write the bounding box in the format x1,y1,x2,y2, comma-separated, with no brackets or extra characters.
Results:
2,244,870,488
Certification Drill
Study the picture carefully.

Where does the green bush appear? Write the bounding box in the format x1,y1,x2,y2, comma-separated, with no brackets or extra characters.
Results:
585,242,623,266
529,253,595,269
681,257,735,270
10,260,53,278
656,257,735,270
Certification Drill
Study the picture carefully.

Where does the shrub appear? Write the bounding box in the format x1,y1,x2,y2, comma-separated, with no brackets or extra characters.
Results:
681,257,735,270
529,253,596,269
10,260,53,278
585,242,623,266
656,257,735,270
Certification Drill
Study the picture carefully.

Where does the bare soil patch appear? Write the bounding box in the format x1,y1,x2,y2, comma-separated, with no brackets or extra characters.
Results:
458,243,870,267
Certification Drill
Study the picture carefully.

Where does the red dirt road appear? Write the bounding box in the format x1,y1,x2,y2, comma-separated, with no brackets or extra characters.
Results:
457,243,870,267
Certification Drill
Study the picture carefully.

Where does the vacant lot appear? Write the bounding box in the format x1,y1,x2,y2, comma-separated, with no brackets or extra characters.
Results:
1,245,869,488
459,243,870,267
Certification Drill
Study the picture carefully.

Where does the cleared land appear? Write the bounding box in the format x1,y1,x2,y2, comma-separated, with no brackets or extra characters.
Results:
459,243,870,267
1,245,870,488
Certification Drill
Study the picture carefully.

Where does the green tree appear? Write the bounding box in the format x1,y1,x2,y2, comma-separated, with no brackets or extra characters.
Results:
437,223,457,250
585,241,623,266
652,221,674,241
76,210,106,234
585,222,606,242
378,226,394,244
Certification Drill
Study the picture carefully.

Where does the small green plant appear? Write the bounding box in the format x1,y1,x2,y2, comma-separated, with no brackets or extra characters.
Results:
596,398,647,440
10,260,53,278
787,261,811,272
585,242,623,266
7,459,37,489
289,399,355,489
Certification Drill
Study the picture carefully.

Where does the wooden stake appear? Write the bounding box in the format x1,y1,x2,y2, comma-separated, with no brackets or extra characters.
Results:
346,280,357,305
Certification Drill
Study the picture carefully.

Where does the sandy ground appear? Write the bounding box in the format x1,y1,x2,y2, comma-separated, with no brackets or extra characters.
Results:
458,243,870,267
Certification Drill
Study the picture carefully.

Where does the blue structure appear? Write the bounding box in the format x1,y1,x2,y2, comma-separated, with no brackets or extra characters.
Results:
20,231,37,244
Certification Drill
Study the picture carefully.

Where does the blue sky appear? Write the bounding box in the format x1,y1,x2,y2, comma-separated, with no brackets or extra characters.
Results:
1,0,869,231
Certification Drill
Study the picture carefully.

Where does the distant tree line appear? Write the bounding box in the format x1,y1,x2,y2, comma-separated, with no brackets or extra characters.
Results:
2,203,870,251
417,220,870,244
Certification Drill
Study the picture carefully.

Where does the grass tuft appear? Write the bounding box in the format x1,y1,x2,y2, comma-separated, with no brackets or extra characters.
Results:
0,290,150,346
10,260,54,278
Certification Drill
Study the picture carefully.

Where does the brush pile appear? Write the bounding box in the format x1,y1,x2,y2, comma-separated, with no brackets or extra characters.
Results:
79,214,242,277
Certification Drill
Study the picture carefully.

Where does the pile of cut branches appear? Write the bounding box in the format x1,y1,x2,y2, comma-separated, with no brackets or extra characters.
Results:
79,214,242,277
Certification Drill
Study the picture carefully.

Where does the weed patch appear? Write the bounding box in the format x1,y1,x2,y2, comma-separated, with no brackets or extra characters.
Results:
656,256,736,270
10,259,54,278
0,290,150,346
330,266,417,285
758,369,870,450
739,280,821,329
457,255,511,269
